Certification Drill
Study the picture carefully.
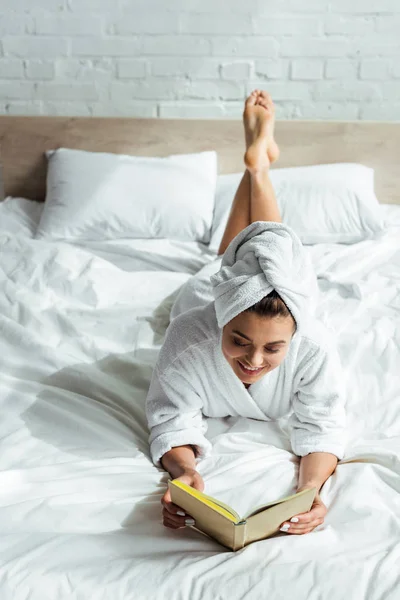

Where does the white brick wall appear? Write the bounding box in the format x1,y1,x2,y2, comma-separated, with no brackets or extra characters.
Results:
0,0,399,120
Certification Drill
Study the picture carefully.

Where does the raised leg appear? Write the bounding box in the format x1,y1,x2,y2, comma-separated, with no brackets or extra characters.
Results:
217,90,281,256
217,170,251,257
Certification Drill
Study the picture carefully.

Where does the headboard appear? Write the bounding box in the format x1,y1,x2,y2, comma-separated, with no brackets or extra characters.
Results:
0,116,399,204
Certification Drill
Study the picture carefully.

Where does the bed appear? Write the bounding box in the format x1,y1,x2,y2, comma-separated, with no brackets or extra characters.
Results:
0,116,399,600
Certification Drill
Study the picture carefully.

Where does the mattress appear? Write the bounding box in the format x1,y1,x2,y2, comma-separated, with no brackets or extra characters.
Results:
0,197,400,600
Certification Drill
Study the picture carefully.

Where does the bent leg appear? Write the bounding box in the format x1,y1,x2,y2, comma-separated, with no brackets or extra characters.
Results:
217,90,281,256
249,168,281,225
217,170,251,256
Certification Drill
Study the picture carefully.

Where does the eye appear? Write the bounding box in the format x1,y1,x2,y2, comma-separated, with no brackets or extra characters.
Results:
232,338,280,353
233,338,248,347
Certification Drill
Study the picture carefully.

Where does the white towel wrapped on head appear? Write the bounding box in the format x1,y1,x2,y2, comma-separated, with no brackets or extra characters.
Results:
210,221,319,331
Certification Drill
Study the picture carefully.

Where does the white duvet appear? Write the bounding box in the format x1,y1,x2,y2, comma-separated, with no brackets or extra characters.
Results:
0,197,400,600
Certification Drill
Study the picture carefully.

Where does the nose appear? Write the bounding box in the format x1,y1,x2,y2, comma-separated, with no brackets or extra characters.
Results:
246,348,265,368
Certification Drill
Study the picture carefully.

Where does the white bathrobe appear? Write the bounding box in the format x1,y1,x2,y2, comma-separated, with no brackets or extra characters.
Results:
146,282,347,468
146,223,347,468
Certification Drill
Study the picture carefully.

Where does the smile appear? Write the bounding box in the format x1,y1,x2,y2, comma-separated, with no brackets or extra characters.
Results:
237,361,265,376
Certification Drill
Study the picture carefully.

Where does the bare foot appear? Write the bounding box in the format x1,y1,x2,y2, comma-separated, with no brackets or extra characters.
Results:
256,90,280,163
243,90,279,172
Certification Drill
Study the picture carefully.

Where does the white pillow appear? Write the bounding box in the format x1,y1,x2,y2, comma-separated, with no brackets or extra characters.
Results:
209,163,385,250
36,148,218,243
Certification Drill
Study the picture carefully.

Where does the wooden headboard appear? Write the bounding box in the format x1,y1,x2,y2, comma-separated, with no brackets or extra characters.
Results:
0,116,399,204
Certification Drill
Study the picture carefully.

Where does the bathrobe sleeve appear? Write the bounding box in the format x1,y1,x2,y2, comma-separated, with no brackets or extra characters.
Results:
289,340,347,460
145,362,213,469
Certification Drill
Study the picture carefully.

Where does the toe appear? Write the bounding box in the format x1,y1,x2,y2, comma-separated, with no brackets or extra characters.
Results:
260,90,272,102
245,91,258,107
259,99,271,112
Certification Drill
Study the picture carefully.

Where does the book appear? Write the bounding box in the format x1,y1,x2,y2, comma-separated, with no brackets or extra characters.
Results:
168,479,317,551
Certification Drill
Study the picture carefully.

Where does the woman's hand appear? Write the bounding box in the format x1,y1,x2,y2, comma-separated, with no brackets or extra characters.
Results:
279,486,327,535
161,469,204,529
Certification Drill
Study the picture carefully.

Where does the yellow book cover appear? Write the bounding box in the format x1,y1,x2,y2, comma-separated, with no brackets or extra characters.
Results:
168,480,316,551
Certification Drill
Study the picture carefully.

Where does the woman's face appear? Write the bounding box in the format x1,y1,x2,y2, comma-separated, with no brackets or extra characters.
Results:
221,311,296,387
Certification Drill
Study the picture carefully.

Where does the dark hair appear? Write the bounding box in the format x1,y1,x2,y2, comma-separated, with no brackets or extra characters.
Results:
245,290,297,331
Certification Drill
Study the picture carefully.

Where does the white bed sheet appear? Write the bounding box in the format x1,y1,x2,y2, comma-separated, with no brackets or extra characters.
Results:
0,198,399,600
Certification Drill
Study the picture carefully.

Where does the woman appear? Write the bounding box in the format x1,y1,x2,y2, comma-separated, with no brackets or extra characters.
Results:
145,90,347,536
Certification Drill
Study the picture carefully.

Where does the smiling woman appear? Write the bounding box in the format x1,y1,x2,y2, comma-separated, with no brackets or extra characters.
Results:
221,305,295,388
145,90,347,537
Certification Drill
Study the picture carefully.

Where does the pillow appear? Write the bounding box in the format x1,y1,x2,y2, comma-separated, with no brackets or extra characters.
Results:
0,197,43,238
209,163,385,251
36,148,218,243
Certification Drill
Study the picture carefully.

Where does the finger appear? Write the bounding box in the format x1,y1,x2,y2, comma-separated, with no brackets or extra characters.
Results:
162,505,195,523
286,519,323,532
163,512,195,529
162,489,171,503
163,516,185,529
162,508,189,526
162,499,189,517
161,489,189,515
280,518,324,533
286,517,324,535
288,506,324,525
